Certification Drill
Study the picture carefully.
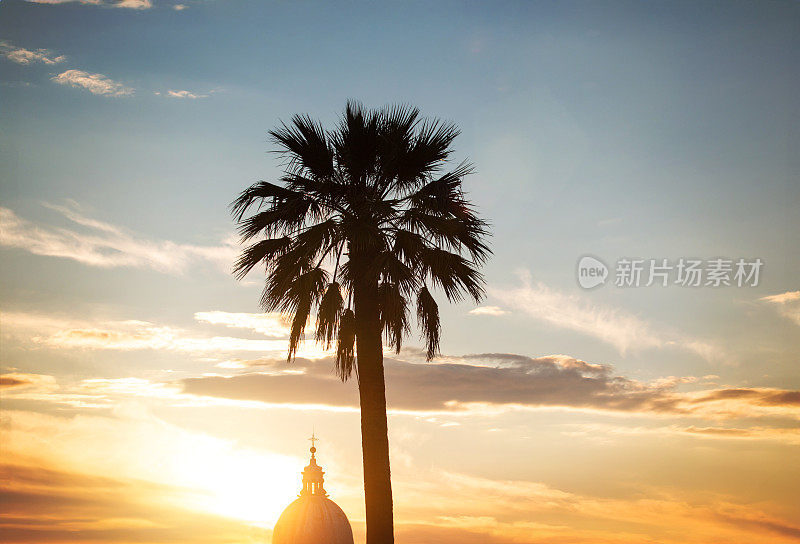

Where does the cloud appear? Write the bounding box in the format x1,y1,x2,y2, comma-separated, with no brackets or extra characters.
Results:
491,272,722,359
0,203,236,274
691,388,800,406
558,421,800,446
173,3,187,9
4,314,288,354
0,376,30,388
2,311,330,359
193,312,290,338
46,326,293,353
0,373,58,393
761,291,800,304
398,471,800,544
25,0,152,8
52,69,134,96
167,90,208,99
468,306,508,316
761,290,800,326
179,353,800,421
0,40,65,65
680,426,800,444
183,366,358,409
114,0,151,7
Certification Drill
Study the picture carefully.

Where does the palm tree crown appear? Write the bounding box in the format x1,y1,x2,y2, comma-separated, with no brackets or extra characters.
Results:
232,101,490,377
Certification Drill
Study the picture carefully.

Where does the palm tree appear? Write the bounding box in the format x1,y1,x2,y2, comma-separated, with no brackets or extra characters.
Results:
232,101,490,544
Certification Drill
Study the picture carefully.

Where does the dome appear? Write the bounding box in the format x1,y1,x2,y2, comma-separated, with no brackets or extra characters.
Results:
272,495,354,544
272,437,354,544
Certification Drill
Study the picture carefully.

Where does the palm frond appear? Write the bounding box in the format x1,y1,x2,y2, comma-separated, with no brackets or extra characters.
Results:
416,285,440,360
369,251,417,295
333,100,381,188
237,197,320,240
292,219,341,264
389,118,460,192
263,266,327,314
287,296,311,362
407,162,473,212
315,282,344,349
419,247,485,303
401,207,491,265
230,180,298,221
378,281,409,353
270,115,334,179
375,104,419,189
282,267,329,361
233,237,292,280
281,173,348,209
455,214,492,264
392,229,430,268
335,308,356,381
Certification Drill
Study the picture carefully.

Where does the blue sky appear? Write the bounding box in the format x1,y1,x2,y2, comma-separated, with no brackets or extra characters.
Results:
1,2,799,543
3,0,797,374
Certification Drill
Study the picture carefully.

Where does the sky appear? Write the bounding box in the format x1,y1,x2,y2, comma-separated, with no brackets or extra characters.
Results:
1,1,799,543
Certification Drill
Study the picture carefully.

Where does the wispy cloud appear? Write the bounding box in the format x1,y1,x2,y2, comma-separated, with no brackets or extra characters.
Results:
2,313,286,354
43,325,292,353
52,69,134,96
2,310,330,359
194,312,290,338
0,202,236,274
114,0,151,7
25,0,152,9
167,89,208,99
468,306,508,316
761,290,800,326
679,425,800,444
491,272,722,360
0,40,66,65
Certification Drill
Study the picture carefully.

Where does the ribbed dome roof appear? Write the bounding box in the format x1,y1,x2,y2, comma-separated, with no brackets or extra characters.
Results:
272,495,354,544
273,436,354,544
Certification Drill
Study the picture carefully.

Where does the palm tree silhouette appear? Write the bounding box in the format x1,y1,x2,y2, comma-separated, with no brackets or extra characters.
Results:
232,101,490,544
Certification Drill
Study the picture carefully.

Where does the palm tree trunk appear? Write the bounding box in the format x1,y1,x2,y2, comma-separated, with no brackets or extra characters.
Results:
354,273,394,544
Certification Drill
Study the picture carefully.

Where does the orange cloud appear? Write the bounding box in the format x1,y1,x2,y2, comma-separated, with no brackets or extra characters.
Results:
180,354,800,422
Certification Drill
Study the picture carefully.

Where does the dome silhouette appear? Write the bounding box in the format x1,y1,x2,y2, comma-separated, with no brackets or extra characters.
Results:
272,436,354,544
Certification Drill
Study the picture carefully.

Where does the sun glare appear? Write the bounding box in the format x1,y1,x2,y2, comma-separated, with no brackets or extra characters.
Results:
171,442,301,527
